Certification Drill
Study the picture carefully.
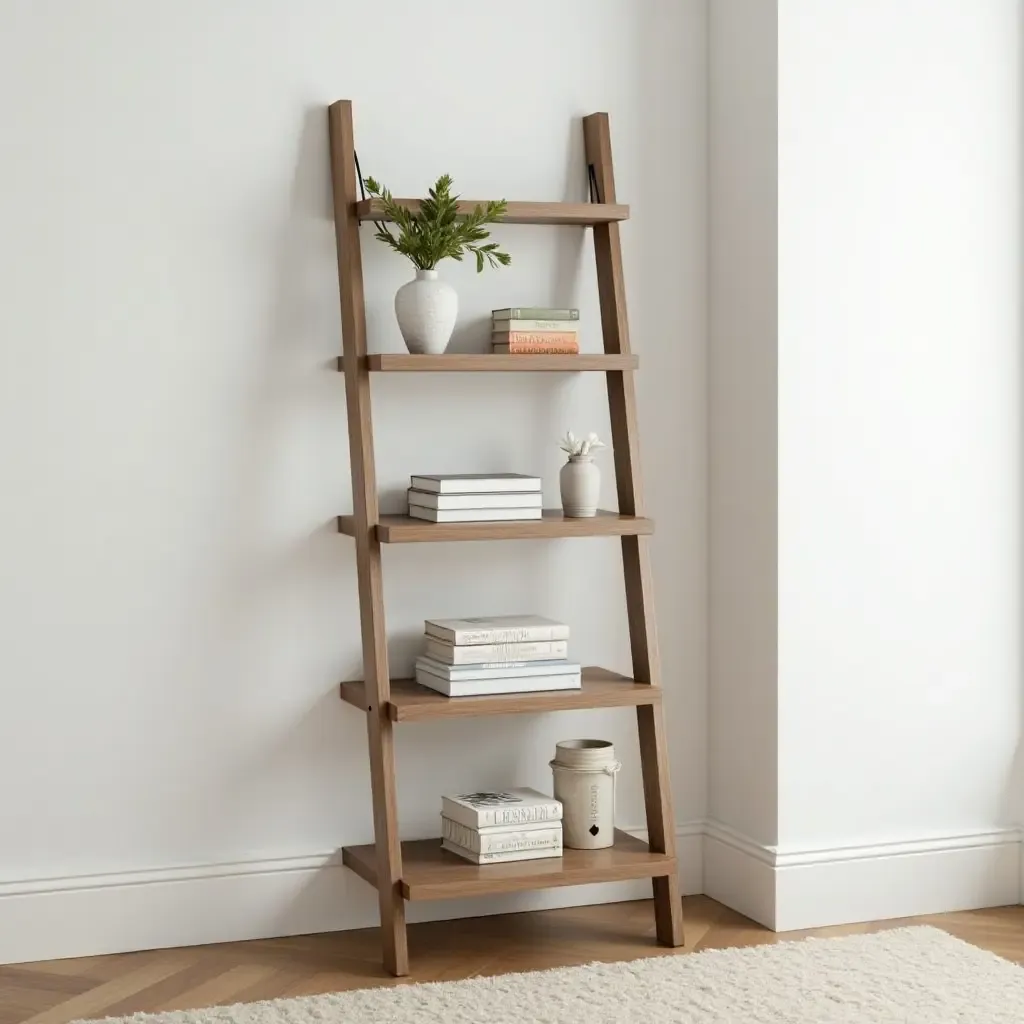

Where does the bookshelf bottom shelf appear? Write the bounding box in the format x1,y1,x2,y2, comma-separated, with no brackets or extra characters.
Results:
341,829,675,901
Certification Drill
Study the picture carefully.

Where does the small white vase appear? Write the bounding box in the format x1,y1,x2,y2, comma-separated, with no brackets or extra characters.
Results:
560,456,600,517
394,269,457,355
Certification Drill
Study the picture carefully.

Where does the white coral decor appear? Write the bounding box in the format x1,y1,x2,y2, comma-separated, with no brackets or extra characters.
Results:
558,431,607,458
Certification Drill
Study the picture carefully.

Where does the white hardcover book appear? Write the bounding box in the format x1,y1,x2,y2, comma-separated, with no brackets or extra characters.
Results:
441,787,562,830
441,838,563,865
416,656,579,681
407,488,542,510
408,506,543,524
423,637,569,665
440,817,563,855
425,615,570,645
448,817,560,837
409,473,542,495
491,320,581,334
415,667,581,697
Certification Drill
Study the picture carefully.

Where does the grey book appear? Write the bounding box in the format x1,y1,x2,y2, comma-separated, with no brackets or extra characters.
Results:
491,307,579,321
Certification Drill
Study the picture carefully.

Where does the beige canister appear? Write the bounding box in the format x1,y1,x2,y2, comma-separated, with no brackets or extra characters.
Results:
549,739,621,849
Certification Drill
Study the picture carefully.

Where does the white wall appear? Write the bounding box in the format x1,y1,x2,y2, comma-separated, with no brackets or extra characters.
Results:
705,0,1023,930
708,0,779,848
0,0,708,962
777,0,1022,851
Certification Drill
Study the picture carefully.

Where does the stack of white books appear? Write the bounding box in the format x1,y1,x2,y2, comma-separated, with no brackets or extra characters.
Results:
440,787,563,865
415,615,581,697
406,473,543,523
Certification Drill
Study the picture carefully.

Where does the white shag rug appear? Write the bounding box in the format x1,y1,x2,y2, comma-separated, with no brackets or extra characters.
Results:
83,926,1024,1024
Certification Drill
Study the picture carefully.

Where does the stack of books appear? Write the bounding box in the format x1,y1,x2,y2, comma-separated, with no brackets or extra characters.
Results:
440,787,563,865
415,615,581,697
406,473,543,524
492,307,580,355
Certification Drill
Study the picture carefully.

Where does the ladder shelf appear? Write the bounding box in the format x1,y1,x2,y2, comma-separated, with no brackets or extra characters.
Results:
343,830,674,902
337,353,639,371
328,99,683,976
340,667,662,723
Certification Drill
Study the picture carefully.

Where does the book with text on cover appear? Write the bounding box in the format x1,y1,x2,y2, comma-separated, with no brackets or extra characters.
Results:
441,818,563,854
493,340,579,355
492,319,581,333
441,787,563,830
492,331,579,347
440,838,563,864
426,614,570,645
423,637,569,665
492,307,579,321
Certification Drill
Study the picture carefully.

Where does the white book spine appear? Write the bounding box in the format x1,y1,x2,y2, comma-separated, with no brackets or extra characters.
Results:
416,656,579,681
407,506,543,523
427,623,570,645
424,638,569,665
440,818,563,854
469,817,561,835
424,616,570,644
415,668,581,697
441,798,563,830
407,488,542,511
441,839,563,864
410,475,542,494
492,320,581,333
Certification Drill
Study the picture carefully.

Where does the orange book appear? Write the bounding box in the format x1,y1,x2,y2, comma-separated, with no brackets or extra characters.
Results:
493,342,580,355
492,331,580,355
496,331,578,346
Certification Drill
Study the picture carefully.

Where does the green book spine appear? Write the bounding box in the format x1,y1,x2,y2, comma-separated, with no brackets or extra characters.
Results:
492,307,579,321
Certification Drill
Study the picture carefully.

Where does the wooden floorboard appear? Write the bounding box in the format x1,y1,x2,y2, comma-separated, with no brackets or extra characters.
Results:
2,898,1023,1023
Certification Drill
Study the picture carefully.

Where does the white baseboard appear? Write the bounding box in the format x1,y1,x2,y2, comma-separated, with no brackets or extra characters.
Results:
0,825,703,966
4,820,1014,964
703,820,776,927
702,819,1021,932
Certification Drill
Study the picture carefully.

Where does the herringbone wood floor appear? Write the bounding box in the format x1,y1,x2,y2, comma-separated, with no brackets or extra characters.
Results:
2,897,1022,1024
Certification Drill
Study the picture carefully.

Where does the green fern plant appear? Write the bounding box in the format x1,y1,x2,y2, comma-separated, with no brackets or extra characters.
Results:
364,174,512,273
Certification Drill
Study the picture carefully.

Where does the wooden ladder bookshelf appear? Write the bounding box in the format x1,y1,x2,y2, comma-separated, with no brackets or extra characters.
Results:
327,99,684,976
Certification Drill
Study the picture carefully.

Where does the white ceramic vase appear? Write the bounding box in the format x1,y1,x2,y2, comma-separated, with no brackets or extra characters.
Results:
559,456,600,517
394,269,457,355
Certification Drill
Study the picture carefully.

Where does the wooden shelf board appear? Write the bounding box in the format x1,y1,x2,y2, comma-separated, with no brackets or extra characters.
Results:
340,667,659,722
355,198,628,226
342,829,673,901
337,354,638,372
336,510,653,543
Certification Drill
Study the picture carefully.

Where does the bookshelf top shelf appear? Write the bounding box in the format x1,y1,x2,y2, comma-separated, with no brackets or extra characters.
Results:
354,199,629,226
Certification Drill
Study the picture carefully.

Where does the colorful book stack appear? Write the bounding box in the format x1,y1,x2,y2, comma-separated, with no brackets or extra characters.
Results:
492,307,580,355
415,615,581,697
440,787,563,865
406,473,543,523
